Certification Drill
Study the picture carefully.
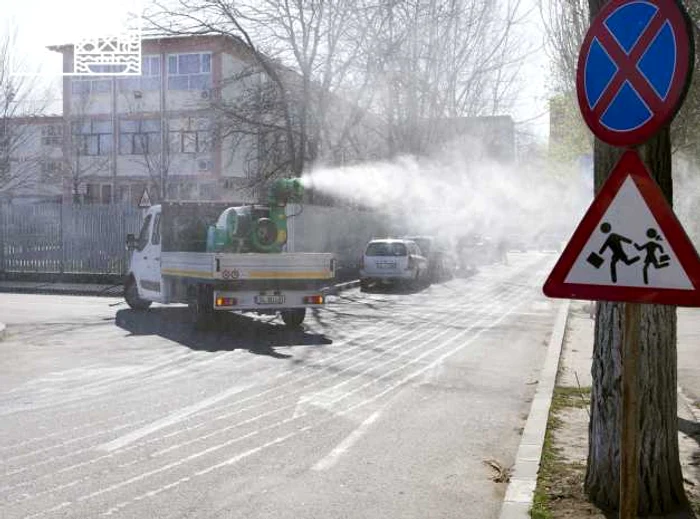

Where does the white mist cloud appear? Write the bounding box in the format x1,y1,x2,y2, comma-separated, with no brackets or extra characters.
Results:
302,149,590,247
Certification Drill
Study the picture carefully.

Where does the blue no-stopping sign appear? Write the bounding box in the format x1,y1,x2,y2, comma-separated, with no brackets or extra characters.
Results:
576,0,694,147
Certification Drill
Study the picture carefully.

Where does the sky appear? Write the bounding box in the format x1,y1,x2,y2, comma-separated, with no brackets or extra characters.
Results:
4,0,552,139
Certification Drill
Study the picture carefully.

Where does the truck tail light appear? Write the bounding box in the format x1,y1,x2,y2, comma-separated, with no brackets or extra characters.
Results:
215,297,237,307
303,295,324,305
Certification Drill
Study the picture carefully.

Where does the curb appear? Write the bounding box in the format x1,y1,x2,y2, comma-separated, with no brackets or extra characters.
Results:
0,286,123,298
499,299,570,519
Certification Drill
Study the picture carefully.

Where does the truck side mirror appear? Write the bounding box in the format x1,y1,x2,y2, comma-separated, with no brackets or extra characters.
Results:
126,234,137,250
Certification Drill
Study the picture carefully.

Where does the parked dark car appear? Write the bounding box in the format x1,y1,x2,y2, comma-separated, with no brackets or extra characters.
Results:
403,236,456,283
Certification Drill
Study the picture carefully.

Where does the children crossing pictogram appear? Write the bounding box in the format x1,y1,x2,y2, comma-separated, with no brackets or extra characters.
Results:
587,222,640,283
543,150,700,306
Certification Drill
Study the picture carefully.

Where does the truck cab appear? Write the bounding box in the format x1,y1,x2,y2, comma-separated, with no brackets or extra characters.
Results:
126,205,163,306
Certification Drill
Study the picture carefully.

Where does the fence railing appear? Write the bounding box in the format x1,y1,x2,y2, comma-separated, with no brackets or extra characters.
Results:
0,203,386,279
0,203,143,276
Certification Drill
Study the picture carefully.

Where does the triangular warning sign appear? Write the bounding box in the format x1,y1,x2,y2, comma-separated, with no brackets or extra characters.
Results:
138,188,151,208
544,150,700,306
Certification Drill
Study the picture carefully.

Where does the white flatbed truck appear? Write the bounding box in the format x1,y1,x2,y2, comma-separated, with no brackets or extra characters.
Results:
124,202,335,327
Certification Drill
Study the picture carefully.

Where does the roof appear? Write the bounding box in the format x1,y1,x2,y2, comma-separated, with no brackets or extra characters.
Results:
47,33,244,53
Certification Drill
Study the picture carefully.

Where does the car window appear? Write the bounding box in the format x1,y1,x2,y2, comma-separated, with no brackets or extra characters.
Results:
365,242,408,257
137,214,152,251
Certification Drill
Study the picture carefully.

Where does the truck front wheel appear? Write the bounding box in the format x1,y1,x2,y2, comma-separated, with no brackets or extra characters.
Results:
281,308,306,328
124,278,151,311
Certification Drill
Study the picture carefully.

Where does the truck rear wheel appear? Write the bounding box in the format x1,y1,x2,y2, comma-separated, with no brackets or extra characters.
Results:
124,278,151,311
281,308,306,328
189,285,217,329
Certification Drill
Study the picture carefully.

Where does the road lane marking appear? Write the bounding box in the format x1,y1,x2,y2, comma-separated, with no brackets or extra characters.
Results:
86,276,544,516
1,256,552,505
97,383,258,452
7,285,522,513
312,407,384,471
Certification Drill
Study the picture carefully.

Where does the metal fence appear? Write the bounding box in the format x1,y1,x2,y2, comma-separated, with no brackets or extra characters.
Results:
0,202,387,278
0,203,143,276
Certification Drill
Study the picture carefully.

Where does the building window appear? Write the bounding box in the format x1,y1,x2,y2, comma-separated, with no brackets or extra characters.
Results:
41,125,63,146
71,67,116,95
167,53,211,91
73,120,113,156
86,183,100,203
40,159,63,178
119,55,162,92
169,118,211,154
119,119,161,155
85,183,114,204
200,183,218,201
169,130,211,154
101,184,112,204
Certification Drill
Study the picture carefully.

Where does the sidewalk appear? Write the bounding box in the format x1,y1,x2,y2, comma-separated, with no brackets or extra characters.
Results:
532,302,700,517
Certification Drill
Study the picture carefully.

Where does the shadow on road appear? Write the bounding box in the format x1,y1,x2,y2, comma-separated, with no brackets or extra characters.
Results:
115,307,332,359
360,283,428,295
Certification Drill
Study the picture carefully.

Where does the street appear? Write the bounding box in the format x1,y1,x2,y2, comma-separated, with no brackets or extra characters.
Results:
0,252,561,519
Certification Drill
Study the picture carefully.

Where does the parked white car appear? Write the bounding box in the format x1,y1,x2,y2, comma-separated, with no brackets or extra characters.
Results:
360,239,428,290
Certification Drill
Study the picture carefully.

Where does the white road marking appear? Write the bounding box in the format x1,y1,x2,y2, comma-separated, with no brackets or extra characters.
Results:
97,383,257,452
312,408,383,471
88,278,541,516
3,258,551,517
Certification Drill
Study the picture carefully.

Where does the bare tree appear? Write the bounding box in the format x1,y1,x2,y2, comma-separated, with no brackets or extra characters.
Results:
539,0,588,93
0,30,53,199
147,0,381,191
118,90,171,202
366,0,528,156
146,0,527,192
64,92,110,204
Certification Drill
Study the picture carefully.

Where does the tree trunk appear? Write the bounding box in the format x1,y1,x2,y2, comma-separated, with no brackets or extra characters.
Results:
584,121,688,512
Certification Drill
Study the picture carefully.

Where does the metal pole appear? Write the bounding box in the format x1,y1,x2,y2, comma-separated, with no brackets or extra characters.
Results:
0,201,5,277
620,302,640,519
59,202,65,276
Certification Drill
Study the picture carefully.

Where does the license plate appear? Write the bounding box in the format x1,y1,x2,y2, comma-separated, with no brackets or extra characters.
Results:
377,262,396,269
255,295,285,305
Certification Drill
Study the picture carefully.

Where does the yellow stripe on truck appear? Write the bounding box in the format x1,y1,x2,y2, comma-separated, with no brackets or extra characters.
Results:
162,269,214,279
247,271,332,280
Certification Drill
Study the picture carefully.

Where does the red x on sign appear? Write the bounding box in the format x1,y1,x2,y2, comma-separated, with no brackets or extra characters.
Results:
576,0,694,147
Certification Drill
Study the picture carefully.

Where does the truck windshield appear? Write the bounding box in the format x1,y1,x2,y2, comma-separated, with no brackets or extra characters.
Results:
366,242,407,257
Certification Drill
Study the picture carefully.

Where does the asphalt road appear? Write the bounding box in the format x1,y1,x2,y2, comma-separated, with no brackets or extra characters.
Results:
0,252,561,519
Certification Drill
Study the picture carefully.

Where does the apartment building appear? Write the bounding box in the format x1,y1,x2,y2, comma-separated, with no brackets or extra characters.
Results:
50,34,276,205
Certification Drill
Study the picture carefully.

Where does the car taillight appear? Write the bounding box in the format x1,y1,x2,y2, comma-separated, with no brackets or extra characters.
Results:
303,295,324,305
215,297,237,307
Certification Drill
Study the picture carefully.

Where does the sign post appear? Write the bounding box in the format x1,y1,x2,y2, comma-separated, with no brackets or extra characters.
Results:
620,302,640,519
546,0,696,516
